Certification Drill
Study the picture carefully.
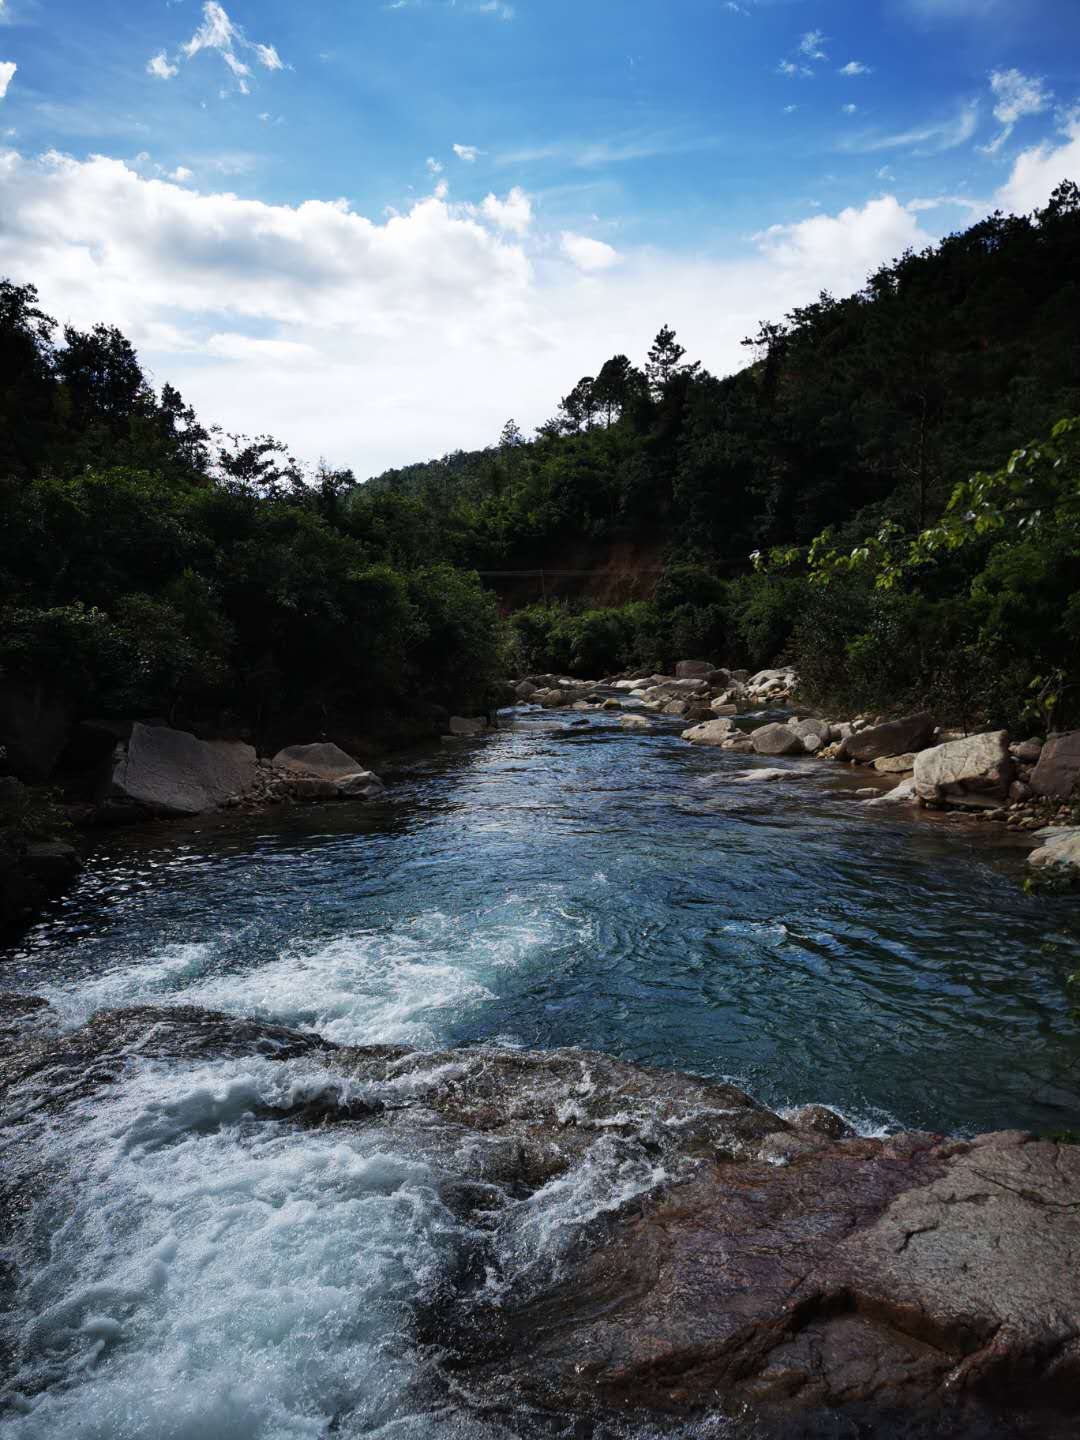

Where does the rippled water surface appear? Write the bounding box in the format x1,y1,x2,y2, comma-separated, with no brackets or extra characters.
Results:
2,704,1080,1438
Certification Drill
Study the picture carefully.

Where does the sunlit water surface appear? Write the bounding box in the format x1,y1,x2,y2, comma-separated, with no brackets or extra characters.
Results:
2,706,1079,1438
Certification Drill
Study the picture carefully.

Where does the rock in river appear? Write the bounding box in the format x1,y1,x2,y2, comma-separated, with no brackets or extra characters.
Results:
273,741,367,778
914,730,1012,805
839,712,936,764
681,718,735,746
112,723,256,816
750,722,805,756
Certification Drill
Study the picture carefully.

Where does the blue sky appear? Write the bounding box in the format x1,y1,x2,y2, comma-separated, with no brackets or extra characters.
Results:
0,0,1078,473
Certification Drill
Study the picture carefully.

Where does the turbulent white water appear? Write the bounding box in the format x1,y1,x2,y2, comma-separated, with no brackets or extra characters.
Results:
2,1048,673,1439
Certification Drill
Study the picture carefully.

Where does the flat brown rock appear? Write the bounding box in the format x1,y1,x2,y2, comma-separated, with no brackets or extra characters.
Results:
463,1130,1080,1428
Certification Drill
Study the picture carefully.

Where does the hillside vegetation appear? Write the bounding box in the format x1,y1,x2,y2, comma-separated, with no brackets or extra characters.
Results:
1,181,1079,769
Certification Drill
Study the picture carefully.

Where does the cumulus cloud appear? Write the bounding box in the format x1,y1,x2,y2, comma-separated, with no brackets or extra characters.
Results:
560,232,620,272
994,109,1080,213
0,149,983,475
754,196,931,284
981,68,1053,155
839,61,871,77
453,143,480,162
842,104,857,115
480,186,532,236
0,60,14,99
426,156,443,175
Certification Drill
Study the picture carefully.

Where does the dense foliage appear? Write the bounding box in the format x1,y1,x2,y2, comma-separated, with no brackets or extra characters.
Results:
2,181,1078,765
359,181,1080,726
0,288,510,752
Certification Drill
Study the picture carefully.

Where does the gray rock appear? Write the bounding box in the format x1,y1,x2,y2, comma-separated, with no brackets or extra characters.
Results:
864,776,919,807
662,699,689,717
448,716,488,736
872,752,917,774
839,712,935,764
112,724,257,816
273,741,364,778
336,771,385,800
681,718,736,747
1030,730,1080,800
514,680,537,701
1027,828,1080,881
790,717,831,744
1012,737,1043,764
619,715,652,731
674,659,714,679
750,722,806,757
914,730,1012,803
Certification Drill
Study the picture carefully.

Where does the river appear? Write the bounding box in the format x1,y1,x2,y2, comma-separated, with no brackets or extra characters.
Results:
1,704,1079,1437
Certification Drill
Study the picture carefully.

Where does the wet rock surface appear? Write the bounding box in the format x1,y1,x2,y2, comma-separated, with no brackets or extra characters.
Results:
1,1002,1077,1438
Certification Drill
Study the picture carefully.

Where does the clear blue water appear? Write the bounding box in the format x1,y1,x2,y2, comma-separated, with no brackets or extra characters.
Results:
2,705,1080,1439
6,705,1080,1135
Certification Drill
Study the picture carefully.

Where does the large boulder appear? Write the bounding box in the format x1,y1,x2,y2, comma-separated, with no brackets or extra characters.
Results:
681,718,736,746
750,722,805,757
839,712,936,764
112,724,257,816
674,659,714,679
914,731,1012,804
513,680,537,701
448,716,487,736
619,714,652,731
1030,730,1080,800
272,741,364,778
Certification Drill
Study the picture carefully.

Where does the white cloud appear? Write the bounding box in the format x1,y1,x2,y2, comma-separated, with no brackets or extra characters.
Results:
480,186,532,236
169,2,285,95
147,52,179,81
426,156,443,175
842,104,857,115
843,102,979,154
839,61,872,77
0,149,990,475
995,109,1080,213
472,1,514,17
170,166,194,184
799,30,828,61
754,196,931,283
253,44,285,72
980,68,1053,154
783,105,798,115
0,60,14,100
453,143,480,162
560,232,620,272
184,2,238,58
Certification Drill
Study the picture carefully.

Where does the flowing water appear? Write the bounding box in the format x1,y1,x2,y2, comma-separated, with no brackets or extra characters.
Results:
2,704,1079,1438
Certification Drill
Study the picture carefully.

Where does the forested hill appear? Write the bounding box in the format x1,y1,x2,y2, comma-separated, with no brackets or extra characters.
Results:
0,183,1078,777
360,183,1080,580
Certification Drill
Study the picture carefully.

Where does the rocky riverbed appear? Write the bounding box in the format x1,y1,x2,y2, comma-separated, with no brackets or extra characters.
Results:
2,1000,1077,1438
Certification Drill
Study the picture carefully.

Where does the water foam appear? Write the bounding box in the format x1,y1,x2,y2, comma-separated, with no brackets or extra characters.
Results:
33,903,558,1048
2,1057,475,1438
